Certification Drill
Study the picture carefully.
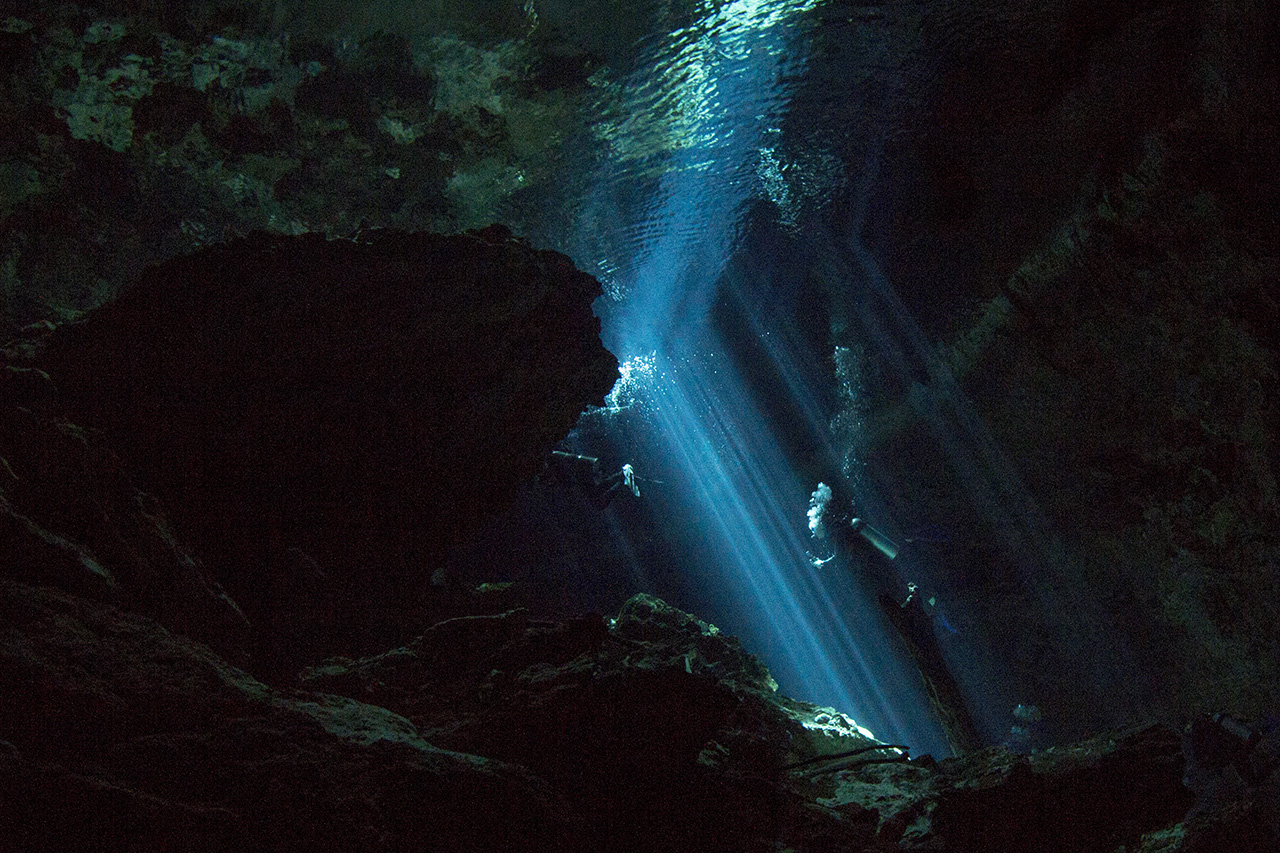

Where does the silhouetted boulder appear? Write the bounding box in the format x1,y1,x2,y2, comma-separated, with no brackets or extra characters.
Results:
36,226,617,669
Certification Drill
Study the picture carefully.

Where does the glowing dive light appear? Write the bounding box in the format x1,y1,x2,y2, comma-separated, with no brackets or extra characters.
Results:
849,517,899,560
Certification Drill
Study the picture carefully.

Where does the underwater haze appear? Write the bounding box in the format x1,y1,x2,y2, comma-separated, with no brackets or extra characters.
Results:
456,0,987,758
7,0,1182,760
461,0,1154,758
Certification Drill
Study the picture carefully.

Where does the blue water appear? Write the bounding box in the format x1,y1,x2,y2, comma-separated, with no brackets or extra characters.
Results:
424,0,1161,758
554,0,954,757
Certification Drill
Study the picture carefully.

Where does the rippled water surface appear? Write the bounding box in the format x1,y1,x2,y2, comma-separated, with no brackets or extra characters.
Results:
562,0,831,319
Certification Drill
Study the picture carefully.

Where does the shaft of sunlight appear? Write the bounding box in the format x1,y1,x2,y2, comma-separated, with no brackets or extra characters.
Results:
582,0,951,755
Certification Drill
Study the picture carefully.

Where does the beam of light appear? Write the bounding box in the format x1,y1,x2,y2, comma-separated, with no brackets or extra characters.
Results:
572,0,952,756
640,346,950,756
832,150,1153,732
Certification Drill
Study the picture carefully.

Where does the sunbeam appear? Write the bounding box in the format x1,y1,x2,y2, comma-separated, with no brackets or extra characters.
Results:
577,0,953,756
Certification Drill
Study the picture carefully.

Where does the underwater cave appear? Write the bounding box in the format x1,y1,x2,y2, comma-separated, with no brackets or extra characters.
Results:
2,1,1279,850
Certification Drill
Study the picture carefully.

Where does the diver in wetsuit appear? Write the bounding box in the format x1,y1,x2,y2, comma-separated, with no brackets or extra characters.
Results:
809,481,982,755
547,450,640,508
875,580,982,756
1182,712,1280,843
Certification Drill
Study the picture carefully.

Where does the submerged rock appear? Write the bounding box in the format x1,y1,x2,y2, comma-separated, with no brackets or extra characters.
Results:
0,368,250,662
300,591,888,850
33,226,617,669
0,556,1265,851
0,578,581,852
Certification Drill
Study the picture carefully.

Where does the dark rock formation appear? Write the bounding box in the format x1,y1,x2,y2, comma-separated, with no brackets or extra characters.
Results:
2,289,1276,847
293,592,1268,852
32,226,617,668
299,593,882,850
0,578,582,853
3,2,1279,850
794,722,1200,851
1,358,250,662
6,568,1265,852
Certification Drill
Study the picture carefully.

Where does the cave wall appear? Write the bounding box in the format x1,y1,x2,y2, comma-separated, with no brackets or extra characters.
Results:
812,0,1280,726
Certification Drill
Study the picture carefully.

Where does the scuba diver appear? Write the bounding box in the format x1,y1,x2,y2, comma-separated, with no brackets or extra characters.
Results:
807,482,899,561
1183,712,1280,828
808,481,983,756
547,450,641,508
875,580,982,755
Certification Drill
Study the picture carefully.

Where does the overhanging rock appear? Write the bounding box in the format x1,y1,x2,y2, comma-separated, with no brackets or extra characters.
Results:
38,226,618,667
